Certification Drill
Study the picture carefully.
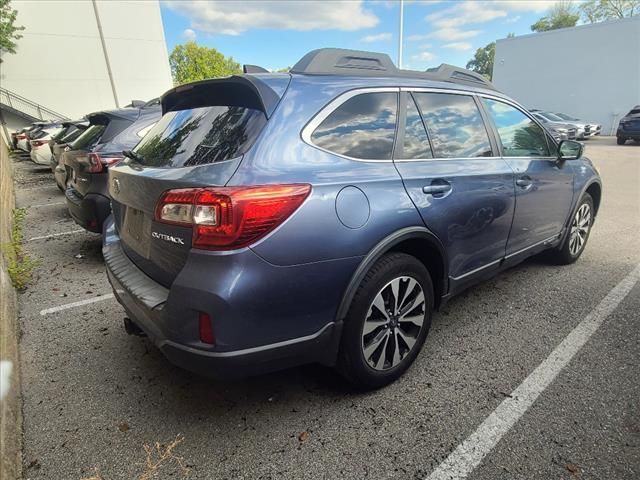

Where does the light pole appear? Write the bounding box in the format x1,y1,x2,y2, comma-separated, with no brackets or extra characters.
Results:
398,0,404,68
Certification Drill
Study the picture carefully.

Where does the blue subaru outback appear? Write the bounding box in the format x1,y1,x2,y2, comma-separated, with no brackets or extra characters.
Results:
103,49,602,388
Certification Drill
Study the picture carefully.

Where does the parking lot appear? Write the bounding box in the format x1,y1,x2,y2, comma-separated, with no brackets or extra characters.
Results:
14,136,639,479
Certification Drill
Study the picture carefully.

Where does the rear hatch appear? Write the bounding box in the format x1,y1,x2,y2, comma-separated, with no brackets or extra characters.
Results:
67,111,137,197
109,74,288,287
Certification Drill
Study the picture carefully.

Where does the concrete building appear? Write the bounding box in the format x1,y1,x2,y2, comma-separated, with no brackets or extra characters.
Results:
493,16,640,135
0,0,172,139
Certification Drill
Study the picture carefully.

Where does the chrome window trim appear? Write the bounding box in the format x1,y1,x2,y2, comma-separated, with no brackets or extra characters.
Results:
301,87,400,163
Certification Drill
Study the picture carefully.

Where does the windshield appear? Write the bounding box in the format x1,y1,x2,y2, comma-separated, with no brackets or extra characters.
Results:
540,111,564,122
131,106,267,168
555,113,577,121
628,109,640,116
70,124,106,150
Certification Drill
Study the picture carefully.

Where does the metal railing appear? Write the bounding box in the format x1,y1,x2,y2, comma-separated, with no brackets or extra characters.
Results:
0,87,69,121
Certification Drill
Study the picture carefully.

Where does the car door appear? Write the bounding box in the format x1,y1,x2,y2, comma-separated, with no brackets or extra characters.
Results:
480,97,574,256
393,90,516,282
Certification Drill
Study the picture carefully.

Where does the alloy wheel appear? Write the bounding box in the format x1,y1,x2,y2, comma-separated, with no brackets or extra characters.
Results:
361,276,426,371
569,203,591,256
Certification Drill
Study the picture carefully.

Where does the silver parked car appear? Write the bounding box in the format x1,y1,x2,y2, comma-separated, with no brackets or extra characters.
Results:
532,110,593,140
554,112,601,138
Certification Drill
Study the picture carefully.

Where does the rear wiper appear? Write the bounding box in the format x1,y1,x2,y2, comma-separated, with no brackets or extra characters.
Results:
122,149,144,162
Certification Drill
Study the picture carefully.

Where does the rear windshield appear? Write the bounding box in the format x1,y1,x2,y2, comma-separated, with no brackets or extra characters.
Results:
131,106,267,167
60,128,84,144
628,109,640,116
70,124,106,150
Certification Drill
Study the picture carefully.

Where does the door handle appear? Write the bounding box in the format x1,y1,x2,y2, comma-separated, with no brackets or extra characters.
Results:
423,182,452,195
516,176,532,188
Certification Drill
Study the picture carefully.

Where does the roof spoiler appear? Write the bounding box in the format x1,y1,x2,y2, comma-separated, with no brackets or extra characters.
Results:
161,76,282,118
290,48,495,90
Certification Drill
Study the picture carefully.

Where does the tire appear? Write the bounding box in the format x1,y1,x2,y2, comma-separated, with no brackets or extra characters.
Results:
549,193,595,265
616,136,626,145
337,252,433,389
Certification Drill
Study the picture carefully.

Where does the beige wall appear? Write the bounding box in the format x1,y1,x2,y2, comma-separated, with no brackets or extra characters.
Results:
1,0,173,119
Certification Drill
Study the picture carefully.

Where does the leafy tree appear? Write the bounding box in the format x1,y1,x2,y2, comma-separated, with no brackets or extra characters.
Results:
466,42,495,80
0,0,24,62
531,1,579,32
169,41,241,85
580,0,639,22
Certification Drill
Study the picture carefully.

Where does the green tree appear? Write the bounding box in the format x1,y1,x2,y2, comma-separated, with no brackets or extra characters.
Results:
169,41,241,85
531,1,579,32
580,0,639,22
466,42,495,80
0,0,24,62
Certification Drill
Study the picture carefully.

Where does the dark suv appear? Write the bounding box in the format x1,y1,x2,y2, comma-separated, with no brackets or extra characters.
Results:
103,49,602,388
65,101,161,232
616,105,640,145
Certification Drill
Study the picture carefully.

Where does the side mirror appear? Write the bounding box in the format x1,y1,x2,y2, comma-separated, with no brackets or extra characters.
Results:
558,139,583,161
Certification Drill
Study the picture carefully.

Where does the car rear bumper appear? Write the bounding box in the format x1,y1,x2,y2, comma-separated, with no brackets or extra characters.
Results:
65,188,111,233
30,148,51,165
617,128,640,140
103,217,356,378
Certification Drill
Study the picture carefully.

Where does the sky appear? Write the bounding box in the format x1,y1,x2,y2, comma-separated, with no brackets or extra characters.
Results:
159,0,562,71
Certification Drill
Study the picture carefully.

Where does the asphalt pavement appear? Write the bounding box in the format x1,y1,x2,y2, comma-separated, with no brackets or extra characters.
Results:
14,136,639,480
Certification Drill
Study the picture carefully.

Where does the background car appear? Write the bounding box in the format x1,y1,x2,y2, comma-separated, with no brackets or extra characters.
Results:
65,99,161,232
49,120,89,175
29,123,63,165
530,110,587,139
554,112,601,137
531,112,577,141
616,105,640,145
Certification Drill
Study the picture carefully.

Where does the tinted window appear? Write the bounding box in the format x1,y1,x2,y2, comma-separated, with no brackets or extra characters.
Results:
132,106,267,167
311,92,397,160
397,94,432,159
414,93,492,158
482,99,550,157
70,124,106,150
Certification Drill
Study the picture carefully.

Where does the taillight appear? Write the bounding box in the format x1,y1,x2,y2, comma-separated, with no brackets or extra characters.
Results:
87,152,124,173
31,139,48,147
155,184,311,250
17,133,26,140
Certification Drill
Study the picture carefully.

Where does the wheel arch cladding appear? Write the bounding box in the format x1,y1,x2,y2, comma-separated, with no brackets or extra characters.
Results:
336,227,448,322
585,182,602,216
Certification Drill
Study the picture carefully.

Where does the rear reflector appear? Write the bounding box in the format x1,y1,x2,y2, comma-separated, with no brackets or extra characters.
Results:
198,312,215,345
155,184,311,250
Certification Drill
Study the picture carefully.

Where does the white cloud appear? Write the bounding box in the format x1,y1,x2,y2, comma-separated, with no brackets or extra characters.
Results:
182,28,197,41
412,51,436,62
429,28,482,41
360,32,392,43
414,0,560,44
165,0,379,35
504,15,521,24
442,42,473,50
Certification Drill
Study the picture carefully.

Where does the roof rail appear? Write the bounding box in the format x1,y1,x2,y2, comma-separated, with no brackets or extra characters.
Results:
289,48,495,90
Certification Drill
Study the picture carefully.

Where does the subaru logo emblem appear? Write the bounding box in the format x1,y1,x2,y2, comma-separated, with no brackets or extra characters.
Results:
112,178,120,194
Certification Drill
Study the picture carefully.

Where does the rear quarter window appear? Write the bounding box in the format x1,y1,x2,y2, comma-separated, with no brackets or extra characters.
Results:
131,106,267,167
310,92,398,160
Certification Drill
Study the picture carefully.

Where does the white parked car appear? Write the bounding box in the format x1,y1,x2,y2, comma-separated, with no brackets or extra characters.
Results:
29,126,62,165
554,112,601,137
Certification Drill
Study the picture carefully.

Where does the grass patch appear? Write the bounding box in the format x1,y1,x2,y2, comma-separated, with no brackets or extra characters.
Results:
2,208,38,290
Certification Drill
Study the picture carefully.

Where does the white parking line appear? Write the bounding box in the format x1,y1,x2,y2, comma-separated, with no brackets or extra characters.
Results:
426,264,640,480
30,202,66,208
40,294,115,316
27,229,86,241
